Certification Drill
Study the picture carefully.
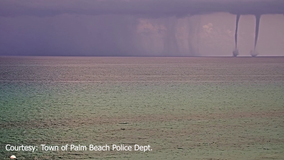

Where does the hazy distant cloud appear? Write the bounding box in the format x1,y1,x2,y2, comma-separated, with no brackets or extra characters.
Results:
202,23,213,34
137,19,166,35
1,0,284,17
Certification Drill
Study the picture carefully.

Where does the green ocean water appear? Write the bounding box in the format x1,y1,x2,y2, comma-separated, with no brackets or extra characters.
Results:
0,57,284,159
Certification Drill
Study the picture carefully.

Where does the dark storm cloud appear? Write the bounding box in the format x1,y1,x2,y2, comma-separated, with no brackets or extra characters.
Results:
0,0,283,56
1,0,284,17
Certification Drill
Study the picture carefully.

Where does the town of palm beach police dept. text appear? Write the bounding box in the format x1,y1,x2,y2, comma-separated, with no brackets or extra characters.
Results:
5,144,152,152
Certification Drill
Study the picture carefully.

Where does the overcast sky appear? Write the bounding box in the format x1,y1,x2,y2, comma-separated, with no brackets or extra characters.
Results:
0,0,284,56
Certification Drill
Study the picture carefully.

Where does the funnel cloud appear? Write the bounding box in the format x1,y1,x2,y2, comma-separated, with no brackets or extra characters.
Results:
249,14,261,57
254,14,261,50
233,14,240,57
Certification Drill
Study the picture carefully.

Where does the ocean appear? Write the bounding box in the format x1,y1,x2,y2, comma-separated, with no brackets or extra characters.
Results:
0,56,284,159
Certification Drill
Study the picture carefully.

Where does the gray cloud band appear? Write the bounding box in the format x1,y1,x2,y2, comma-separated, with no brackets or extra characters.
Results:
1,0,284,17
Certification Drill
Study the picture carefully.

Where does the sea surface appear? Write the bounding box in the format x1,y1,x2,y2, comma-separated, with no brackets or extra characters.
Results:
0,56,284,159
